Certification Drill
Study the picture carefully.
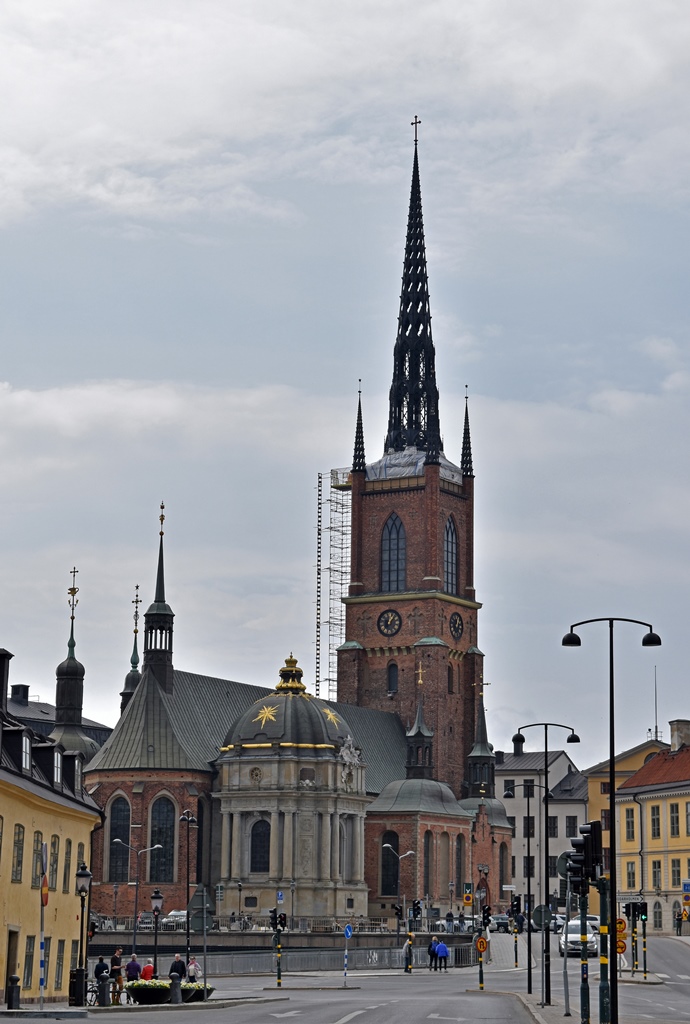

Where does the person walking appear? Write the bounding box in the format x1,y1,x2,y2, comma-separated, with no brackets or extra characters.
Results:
436,939,449,971
675,910,682,936
427,936,439,971
94,957,110,981
402,934,414,973
516,912,525,934
186,956,201,982
169,953,187,980
109,947,123,1004
124,955,142,982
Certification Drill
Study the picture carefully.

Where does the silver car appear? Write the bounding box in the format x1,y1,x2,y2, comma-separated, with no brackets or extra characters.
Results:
559,921,597,957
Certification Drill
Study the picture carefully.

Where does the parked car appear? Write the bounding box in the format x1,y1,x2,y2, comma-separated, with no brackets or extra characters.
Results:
91,914,114,932
136,912,155,932
559,922,597,957
161,910,187,931
489,914,511,933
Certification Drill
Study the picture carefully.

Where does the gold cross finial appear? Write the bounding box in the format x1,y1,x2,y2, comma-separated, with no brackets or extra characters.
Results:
411,115,421,144
159,501,165,537
132,584,141,635
67,567,79,620
416,662,424,686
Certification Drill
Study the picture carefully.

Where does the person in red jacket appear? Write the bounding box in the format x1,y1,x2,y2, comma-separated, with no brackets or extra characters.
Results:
140,960,154,981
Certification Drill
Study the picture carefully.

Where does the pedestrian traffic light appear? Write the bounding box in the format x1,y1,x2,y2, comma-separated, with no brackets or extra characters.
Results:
579,820,603,880
412,900,422,920
278,912,287,930
623,903,631,919
510,896,521,915
394,904,403,919
269,907,278,930
482,905,492,927
639,903,648,922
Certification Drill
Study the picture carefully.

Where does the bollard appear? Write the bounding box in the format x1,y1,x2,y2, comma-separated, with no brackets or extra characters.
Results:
7,976,20,1010
97,977,111,1006
169,973,182,1004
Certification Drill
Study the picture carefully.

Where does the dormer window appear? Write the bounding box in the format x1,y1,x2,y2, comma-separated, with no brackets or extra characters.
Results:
74,759,82,794
54,751,62,786
22,734,31,772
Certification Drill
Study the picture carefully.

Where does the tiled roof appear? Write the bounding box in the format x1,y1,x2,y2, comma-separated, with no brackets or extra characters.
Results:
619,746,690,791
494,751,566,773
584,739,669,775
549,771,588,802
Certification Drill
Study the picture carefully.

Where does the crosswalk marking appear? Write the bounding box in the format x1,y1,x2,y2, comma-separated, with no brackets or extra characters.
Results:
657,973,670,978
678,974,690,980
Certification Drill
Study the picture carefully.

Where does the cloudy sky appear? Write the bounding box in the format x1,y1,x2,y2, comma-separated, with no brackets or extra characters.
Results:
2,1,688,770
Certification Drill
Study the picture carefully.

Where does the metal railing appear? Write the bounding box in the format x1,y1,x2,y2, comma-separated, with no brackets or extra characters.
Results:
98,914,475,936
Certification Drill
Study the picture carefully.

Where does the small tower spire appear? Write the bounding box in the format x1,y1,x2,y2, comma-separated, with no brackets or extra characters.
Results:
461,387,474,478
385,122,442,458
144,502,175,694
405,660,434,779
467,683,495,798
66,566,79,660
154,502,166,603
50,568,98,759
352,381,366,473
120,584,142,714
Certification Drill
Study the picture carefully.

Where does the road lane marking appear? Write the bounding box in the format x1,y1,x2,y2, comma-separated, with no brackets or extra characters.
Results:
270,1014,303,1018
331,1013,366,1024
657,973,670,978
678,974,690,979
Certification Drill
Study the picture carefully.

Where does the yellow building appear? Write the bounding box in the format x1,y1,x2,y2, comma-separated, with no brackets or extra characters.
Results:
617,720,690,934
1,651,101,1004
584,736,668,914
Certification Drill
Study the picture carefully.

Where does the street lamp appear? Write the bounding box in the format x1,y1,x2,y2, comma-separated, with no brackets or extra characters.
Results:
151,889,164,979
448,880,455,917
112,883,119,922
74,863,92,1007
562,617,661,1024
512,722,580,1007
382,844,415,936
112,839,163,955
180,809,198,963
290,880,296,930
237,881,243,928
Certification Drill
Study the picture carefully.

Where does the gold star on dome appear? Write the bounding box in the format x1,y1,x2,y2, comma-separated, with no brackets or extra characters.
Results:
322,708,340,726
253,704,279,728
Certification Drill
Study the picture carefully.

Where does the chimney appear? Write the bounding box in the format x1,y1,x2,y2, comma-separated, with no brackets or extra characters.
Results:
669,720,690,751
495,750,504,765
10,683,29,705
0,650,14,716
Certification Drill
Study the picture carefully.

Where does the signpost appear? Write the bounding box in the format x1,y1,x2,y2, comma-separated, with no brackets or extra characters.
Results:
277,890,284,904
616,939,626,955
463,883,473,907
344,923,353,987
616,919,626,934
615,893,642,902
476,936,487,991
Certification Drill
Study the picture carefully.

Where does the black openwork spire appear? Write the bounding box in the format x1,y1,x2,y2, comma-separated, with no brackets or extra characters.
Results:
385,120,442,460
352,386,366,472
461,392,474,478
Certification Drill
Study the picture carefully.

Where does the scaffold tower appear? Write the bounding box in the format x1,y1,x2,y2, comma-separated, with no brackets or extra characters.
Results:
315,470,351,700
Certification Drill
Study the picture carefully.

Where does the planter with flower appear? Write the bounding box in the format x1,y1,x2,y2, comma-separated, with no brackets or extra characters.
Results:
125,980,171,1005
181,983,215,1002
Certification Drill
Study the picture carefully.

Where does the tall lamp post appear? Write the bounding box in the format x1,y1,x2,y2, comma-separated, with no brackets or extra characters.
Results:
112,839,163,955
75,863,92,1007
382,844,415,936
151,889,164,979
180,809,198,963
237,881,243,927
512,722,580,1006
562,617,661,1024
290,880,296,930
448,880,455,919
505,781,549,995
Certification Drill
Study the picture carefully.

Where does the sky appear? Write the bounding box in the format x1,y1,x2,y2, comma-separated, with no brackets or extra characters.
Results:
1,1,689,771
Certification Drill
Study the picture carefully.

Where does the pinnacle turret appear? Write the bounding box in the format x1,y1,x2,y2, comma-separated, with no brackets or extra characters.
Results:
120,585,142,714
352,389,366,472
461,394,474,478
467,689,495,798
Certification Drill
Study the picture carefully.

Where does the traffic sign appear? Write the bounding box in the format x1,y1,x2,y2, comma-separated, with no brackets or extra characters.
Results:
615,893,642,902
476,937,487,953
682,879,690,894
463,894,473,905
41,874,49,907
616,939,626,955
683,893,690,905
502,884,516,890
344,924,353,939
616,918,626,934
277,890,284,904
532,904,553,929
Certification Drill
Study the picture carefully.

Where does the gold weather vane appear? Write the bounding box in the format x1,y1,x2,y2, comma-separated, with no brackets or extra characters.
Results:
416,663,424,686
159,502,165,536
132,584,141,635
68,567,79,620
411,115,421,144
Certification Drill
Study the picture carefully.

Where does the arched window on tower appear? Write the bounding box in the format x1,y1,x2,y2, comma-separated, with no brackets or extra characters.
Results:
250,819,270,873
455,834,465,889
387,663,398,696
150,797,175,883
444,518,458,595
108,797,131,883
447,664,454,694
381,514,406,592
423,830,433,895
381,831,399,896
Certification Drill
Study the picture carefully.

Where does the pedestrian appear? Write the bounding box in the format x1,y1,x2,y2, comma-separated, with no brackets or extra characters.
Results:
402,934,414,973
436,939,449,971
141,960,154,981
125,954,142,982
94,957,110,981
109,947,123,1004
427,935,439,971
458,911,465,932
676,910,682,936
187,956,201,981
169,953,187,980
516,912,525,934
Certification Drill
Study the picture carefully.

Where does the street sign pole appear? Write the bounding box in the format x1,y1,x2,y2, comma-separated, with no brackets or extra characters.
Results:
343,923,353,987
597,877,609,1024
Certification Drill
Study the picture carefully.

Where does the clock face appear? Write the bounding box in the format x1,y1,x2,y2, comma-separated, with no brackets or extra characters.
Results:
449,612,464,642
377,608,402,638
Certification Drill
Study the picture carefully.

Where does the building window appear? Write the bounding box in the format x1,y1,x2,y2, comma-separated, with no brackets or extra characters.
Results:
548,856,558,878
626,862,636,889
672,858,681,887
653,901,663,930
447,665,453,694
74,759,82,794
547,816,558,839
443,517,457,595
75,842,85,892
601,782,610,794
507,817,516,838
70,940,79,971
55,940,65,991
566,816,578,838
150,797,175,882
523,779,535,798
651,806,660,839
43,937,52,989
511,856,515,878
670,803,680,838
381,513,406,592
686,802,690,836
381,831,399,896
523,856,534,879
22,936,35,990
503,780,515,798
387,663,398,696
62,839,72,893
12,824,25,882
54,751,62,785
455,834,465,889
109,797,131,882
601,809,611,831
48,835,59,890
625,808,635,842
423,830,432,895
250,819,270,873
602,848,610,871
523,817,534,839
22,734,31,771
652,860,662,889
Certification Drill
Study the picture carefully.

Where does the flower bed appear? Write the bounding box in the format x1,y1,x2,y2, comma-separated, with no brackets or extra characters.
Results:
182,983,215,1002
125,980,171,1005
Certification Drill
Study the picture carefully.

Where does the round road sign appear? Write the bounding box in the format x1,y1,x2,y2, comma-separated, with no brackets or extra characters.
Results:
616,939,626,955
476,937,487,953
532,904,553,929
344,924,353,939
616,918,626,934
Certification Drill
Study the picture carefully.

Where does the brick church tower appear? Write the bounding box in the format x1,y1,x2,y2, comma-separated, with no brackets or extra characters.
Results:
337,133,483,799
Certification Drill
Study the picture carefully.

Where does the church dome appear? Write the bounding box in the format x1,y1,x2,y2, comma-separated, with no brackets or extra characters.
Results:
222,654,355,756
56,654,85,680
367,777,470,817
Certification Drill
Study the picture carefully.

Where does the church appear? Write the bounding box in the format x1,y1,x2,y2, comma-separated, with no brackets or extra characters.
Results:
84,133,511,924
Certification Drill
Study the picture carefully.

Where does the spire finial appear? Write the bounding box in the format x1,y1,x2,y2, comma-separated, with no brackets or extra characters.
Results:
411,115,421,145
416,662,424,686
130,584,141,670
67,567,79,657
159,502,165,536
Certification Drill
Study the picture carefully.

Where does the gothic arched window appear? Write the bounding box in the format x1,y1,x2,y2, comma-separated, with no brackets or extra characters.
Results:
387,663,398,695
109,797,131,883
447,665,454,694
381,831,399,896
150,797,175,883
381,514,406,592
423,830,433,895
444,517,457,595
455,834,465,889
250,819,270,873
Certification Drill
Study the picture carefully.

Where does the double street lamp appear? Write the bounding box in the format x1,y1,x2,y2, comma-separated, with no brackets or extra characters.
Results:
111,839,163,955
74,863,92,1007
180,809,198,963
382,844,415,936
562,616,661,1024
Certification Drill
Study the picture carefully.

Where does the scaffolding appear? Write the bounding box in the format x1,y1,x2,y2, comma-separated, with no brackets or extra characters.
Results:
315,470,351,700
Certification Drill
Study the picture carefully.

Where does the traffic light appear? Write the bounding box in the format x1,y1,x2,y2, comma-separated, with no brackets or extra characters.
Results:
623,903,631,919
567,837,586,894
579,820,603,880
394,904,403,919
412,900,422,920
482,905,492,927
511,896,522,915
269,907,278,930
278,913,287,930
639,903,648,922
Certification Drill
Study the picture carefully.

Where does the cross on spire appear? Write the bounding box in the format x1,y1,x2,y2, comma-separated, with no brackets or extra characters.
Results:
159,501,165,536
411,115,421,144
132,584,141,635
68,567,79,620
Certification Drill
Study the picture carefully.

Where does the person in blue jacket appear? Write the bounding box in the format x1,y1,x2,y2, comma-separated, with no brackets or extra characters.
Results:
435,939,449,971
